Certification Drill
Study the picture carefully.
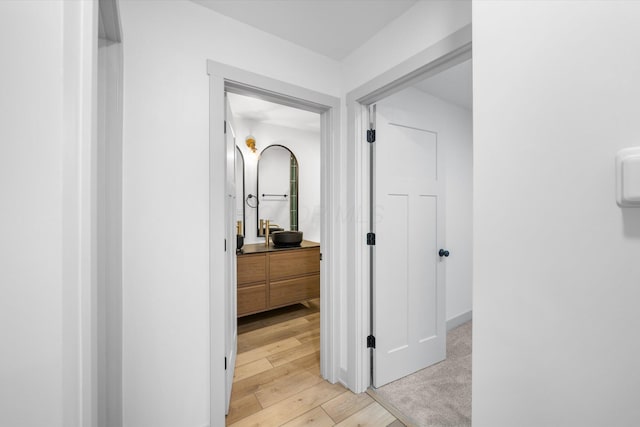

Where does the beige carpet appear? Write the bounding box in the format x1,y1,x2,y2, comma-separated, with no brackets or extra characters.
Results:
371,321,472,427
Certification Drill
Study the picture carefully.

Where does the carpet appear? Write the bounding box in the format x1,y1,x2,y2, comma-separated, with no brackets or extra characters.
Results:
370,321,472,427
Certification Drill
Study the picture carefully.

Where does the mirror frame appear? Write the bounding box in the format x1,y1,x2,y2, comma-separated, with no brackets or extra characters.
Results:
235,145,245,236
256,144,299,237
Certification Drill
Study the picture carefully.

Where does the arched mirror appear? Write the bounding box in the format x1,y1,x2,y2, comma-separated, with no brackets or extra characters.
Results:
235,146,245,235
257,144,298,237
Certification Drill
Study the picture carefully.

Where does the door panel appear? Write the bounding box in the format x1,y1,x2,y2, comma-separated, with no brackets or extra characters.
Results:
377,193,409,354
414,195,438,342
373,99,446,388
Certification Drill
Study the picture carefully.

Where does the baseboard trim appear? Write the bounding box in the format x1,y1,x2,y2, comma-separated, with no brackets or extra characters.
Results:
447,310,472,331
337,368,349,389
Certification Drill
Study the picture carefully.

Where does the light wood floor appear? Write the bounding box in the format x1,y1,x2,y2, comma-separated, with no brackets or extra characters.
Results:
227,299,404,427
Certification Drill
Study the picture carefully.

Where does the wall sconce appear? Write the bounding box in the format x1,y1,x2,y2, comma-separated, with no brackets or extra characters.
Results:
246,134,257,154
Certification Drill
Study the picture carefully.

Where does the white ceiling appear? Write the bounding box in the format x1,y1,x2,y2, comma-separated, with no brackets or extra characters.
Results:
227,92,320,133
189,0,418,60
414,59,472,110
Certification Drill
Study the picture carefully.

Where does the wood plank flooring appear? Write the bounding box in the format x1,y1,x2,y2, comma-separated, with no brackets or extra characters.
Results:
227,299,403,426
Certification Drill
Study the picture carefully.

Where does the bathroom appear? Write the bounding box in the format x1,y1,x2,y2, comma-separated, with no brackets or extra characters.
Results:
230,92,321,247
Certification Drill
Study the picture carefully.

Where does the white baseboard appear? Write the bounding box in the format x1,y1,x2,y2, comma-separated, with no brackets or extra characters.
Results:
337,368,349,389
447,310,472,331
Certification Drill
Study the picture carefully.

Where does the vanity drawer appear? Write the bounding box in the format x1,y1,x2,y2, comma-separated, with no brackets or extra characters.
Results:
237,253,266,286
269,248,320,281
237,283,267,316
269,274,320,308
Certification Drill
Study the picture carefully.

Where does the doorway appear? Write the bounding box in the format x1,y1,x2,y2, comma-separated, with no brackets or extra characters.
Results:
346,24,472,424
226,93,323,423
370,64,473,425
208,61,341,426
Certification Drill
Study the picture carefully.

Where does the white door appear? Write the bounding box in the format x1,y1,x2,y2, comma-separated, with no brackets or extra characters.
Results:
372,99,446,388
224,95,238,413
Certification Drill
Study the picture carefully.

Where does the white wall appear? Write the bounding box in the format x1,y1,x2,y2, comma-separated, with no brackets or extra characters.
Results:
119,1,340,426
234,118,321,245
474,1,640,425
341,0,471,92
1,2,65,426
376,86,473,324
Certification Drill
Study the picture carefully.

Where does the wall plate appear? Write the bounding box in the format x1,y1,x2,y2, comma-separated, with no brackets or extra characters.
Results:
616,147,640,207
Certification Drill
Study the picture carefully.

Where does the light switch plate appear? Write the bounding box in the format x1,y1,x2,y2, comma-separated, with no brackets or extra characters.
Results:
616,147,640,207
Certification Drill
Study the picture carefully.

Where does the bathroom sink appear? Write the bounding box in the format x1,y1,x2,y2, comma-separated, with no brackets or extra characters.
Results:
271,231,303,247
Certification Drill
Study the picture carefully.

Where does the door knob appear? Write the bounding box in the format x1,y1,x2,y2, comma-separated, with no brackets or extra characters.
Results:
439,249,450,257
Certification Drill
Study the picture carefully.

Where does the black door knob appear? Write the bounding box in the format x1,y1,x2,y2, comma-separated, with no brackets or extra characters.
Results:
439,249,450,257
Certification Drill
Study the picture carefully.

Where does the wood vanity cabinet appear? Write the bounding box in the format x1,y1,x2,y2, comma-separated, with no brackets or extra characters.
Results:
236,254,268,315
236,243,320,317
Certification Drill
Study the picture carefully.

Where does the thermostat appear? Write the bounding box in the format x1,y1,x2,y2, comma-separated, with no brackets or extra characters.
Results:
617,147,640,207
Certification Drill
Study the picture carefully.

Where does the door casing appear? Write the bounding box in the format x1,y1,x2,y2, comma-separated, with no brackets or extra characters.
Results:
345,24,472,393
207,61,341,426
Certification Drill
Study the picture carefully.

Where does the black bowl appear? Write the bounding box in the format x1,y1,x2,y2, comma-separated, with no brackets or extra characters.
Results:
271,231,303,247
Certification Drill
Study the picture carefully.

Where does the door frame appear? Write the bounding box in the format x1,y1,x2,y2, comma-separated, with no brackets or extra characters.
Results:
207,60,341,425
345,24,472,393
62,1,99,426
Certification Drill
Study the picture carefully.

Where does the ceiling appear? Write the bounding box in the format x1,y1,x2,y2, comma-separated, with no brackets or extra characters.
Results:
189,0,418,60
218,1,471,128
227,93,320,133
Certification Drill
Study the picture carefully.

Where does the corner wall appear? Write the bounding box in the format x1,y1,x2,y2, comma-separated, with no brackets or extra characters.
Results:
473,1,640,425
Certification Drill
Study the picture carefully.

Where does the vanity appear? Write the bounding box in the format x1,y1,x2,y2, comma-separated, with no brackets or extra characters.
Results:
236,240,320,317
235,138,320,317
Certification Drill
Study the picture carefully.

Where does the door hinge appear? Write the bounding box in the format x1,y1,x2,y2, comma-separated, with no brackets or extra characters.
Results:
367,129,376,143
366,232,375,246
367,335,376,349
320,252,323,261
224,238,227,252
225,357,227,370
224,120,227,134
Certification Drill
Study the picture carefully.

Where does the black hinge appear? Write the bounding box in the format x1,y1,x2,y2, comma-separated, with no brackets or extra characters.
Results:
320,252,323,261
367,129,376,143
367,335,376,349
366,232,375,246
224,238,227,252
224,357,227,370
224,120,227,134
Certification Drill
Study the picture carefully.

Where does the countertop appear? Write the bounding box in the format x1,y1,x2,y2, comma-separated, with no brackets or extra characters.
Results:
237,240,320,255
